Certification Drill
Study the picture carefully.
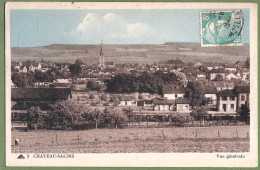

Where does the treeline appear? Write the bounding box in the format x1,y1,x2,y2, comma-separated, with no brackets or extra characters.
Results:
105,71,187,94
27,101,129,130
11,69,62,87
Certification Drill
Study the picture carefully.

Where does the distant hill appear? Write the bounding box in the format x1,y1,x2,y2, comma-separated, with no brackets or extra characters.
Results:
11,42,249,64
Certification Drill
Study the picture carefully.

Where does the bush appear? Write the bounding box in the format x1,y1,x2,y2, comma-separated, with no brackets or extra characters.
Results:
171,114,187,127
47,101,85,129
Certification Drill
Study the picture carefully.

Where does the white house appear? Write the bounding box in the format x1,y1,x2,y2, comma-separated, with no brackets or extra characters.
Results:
162,84,185,100
208,69,226,80
19,66,28,73
217,89,237,112
53,78,72,84
224,64,237,72
120,96,136,106
175,98,191,112
153,98,174,111
226,73,238,80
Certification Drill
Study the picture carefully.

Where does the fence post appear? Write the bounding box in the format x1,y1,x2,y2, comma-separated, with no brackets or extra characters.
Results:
236,129,238,138
218,130,220,138
56,134,58,143
162,130,165,140
195,129,197,139
247,132,249,139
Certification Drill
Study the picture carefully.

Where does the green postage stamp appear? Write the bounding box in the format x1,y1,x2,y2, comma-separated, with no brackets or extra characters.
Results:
200,10,243,47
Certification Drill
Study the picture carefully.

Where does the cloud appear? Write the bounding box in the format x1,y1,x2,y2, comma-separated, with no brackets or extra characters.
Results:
76,13,158,44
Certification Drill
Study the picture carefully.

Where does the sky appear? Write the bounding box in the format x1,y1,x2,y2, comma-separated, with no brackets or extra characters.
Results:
10,9,249,47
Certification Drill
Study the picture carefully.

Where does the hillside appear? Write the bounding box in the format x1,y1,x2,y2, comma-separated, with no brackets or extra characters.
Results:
11,43,249,64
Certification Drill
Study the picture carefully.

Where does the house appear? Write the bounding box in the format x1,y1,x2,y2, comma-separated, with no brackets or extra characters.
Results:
224,64,237,72
204,85,218,106
11,88,72,111
162,84,185,100
235,85,250,108
53,78,72,84
209,81,234,91
175,98,191,112
19,66,28,73
26,61,42,72
204,63,223,71
208,69,226,80
217,89,237,112
226,73,238,80
120,96,136,106
105,61,115,68
137,100,153,107
239,69,250,81
153,98,174,111
197,71,206,78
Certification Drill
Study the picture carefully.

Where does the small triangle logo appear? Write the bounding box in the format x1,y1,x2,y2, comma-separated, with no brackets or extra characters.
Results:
17,154,25,159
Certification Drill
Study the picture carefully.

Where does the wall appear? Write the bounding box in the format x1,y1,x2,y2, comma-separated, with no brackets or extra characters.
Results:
218,96,237,112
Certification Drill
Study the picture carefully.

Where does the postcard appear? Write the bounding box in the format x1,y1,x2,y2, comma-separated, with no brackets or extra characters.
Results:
5,2,258,167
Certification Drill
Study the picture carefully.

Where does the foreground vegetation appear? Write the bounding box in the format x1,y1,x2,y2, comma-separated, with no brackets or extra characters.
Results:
12,126,249,153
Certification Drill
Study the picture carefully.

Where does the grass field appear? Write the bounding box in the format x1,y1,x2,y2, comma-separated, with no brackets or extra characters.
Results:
12,126,249,153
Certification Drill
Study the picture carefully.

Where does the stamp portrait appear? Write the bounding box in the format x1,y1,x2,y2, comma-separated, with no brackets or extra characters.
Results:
200,10,244,47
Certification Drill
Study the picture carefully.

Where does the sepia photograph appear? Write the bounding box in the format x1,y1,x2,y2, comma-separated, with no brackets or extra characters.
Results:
5,2,257,167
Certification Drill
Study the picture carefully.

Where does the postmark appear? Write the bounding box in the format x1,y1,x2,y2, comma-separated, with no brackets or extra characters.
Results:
200,10,243,47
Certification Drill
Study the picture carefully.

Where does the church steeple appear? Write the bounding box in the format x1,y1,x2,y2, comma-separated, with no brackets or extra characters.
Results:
99,40,105,68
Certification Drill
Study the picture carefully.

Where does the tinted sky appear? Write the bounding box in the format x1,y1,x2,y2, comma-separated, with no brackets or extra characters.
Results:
10,9,249,47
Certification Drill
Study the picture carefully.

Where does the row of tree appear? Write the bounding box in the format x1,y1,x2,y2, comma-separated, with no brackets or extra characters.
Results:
26,102,249,130
27,101,129,130
105,71,187,94
12,70,58,87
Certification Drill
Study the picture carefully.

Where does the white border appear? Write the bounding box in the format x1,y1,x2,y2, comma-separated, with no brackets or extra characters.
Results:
5,2,258,167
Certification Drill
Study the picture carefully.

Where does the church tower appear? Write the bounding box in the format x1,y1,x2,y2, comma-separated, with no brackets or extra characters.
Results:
99,41,105,68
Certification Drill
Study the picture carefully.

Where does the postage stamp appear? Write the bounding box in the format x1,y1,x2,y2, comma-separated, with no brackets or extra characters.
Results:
200,10,244,47
5,2,258,167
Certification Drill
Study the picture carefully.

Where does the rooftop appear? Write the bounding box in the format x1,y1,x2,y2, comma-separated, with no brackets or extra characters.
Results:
12,88,72,101
218,89,236,97
235,86,250,93
153,98,174,105
175,98,191,104
162,84,186,94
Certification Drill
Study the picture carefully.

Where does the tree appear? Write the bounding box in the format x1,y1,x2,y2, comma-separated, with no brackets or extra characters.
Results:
245,57,250,68
75,59,84,65
69,63,81,76
138,94,144,99
12,72,35,87
107,108,128,128
89,94,95,99
89,109,104,129
87,80,101,91
27,106,41,129
170,114,187,127
33,70,55,82
185,81,205,106
190,106,208,126
47,101,84,129
214,74,224,81
238,102,250,124
100,94,108,101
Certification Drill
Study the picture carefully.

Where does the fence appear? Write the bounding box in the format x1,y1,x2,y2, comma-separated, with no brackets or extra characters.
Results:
11,126,250,153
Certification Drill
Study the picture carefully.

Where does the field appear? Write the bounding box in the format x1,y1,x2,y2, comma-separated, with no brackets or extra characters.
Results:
11,43,249,64
12,126,249,153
